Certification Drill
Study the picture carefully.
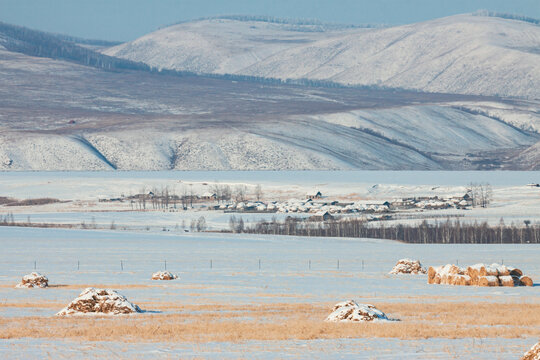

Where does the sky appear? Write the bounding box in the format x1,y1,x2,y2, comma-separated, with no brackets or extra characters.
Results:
0,0,539,41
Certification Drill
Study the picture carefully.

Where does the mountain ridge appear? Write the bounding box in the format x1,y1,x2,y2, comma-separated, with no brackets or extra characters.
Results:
104,13,540,99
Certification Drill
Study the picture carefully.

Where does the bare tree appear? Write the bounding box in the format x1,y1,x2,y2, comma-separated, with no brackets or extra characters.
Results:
234,185,247,202
468,182,492,208
254,184,263,201
196,216,207,232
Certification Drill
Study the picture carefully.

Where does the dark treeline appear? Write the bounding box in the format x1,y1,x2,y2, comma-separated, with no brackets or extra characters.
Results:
168,15,383,31
241,217,540,244
473,10,540,25
0,22,150,71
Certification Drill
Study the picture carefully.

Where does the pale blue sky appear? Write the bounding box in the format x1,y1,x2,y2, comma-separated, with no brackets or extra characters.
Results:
1,0,539,41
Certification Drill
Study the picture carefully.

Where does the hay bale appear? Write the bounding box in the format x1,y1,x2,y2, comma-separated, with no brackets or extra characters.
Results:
476,263,489,277
326,300,392,322
467,263,486,279
438,264,466,285
511,275,522,286
499,275,514,287
491,263,510,276
151,271,178,280
520,276,534,287
484,265,499,277
15,272,48,288
521,341,540,360
455,274,472,286
508,267,523,277
56,288,142,316
478,275,499,287
446,274,471,286
428,266,440,283
389,258,427,275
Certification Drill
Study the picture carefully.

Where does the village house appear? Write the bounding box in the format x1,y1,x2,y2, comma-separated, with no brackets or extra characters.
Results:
200,192,217,201
309,211,334,222
307,191,323,199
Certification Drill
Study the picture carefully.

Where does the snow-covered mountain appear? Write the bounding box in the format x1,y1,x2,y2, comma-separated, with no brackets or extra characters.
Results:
0,20,539,170
104,14,540,99
102,16,359,75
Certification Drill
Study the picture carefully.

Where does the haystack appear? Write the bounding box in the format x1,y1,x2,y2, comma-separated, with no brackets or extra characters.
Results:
326,300,391,322
478,275,499,287
389,259,427,275
15,272,48,288
429,262,534,287
499,275,515,287
520,276,534,287
151,271,178,280
56,288,142,316
522,341,540,360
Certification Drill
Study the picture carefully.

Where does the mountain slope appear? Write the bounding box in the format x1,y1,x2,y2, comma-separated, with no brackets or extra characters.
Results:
105,14,540,99
0,22,538,170
102,17,359,74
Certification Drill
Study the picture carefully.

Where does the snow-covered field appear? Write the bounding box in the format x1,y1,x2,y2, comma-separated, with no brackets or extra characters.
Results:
0,171,539,358
0,226,538,358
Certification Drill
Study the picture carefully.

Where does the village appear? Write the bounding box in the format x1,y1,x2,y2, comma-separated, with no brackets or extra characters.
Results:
98,185,478,224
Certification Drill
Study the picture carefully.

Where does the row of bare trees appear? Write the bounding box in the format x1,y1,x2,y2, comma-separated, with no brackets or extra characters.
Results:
468,182,492,208
240,217,540,244
209,184,263,203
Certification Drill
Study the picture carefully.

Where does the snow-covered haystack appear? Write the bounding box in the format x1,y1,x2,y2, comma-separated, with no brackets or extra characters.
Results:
522,341,540,360
389,259,427,275
428,263,533,287
325,300,392,322
56,288,142,316
151,271,178,280
15,272,48,288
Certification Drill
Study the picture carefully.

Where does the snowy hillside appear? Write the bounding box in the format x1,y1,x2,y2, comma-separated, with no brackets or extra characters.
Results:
105,14,540,99
0,23,538,171
103,17,357,74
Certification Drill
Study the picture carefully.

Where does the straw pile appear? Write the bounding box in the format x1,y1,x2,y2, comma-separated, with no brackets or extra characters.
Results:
428,263,534,287
56,288,142,316
522,341,540,360
389,258,427,274
15,272,48,288
325,300,392,322
151,271,178,280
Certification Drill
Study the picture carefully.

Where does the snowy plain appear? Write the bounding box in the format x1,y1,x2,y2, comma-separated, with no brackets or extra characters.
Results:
0,226,539,358
0,171,539,359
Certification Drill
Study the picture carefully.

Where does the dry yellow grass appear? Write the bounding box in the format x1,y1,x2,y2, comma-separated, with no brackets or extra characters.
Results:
2,283,215,290
1,302,539,343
